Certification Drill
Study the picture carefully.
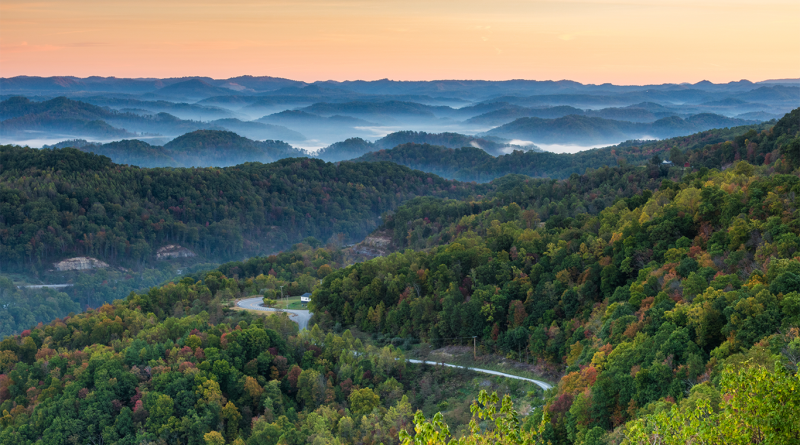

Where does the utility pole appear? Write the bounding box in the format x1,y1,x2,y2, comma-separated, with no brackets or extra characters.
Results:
473,336,477,360
279,285,284,310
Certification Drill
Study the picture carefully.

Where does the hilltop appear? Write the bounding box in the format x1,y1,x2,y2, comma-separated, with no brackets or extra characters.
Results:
485,113,757,145
355,121,776,181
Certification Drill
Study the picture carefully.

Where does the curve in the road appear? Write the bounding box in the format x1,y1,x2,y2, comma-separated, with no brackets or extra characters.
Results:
236,297,312,330
236,298,549,389
407,359,552,390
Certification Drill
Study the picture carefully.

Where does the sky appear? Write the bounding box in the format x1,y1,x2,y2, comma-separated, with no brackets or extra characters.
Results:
1,0,798,84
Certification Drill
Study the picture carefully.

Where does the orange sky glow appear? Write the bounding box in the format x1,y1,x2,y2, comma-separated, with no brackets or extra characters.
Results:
1,0,798,84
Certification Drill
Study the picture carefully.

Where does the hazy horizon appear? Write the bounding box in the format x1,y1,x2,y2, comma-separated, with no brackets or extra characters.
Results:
3,74,799,85
2,0,798,83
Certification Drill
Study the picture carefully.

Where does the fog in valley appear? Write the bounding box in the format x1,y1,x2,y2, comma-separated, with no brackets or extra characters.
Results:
2,76,797,166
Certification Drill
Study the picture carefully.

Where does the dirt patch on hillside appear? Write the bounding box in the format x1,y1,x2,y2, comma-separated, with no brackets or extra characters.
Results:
349,230,393,259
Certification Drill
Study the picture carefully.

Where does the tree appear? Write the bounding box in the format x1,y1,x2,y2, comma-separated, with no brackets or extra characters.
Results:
780,137,800,168
349,387,381,418
625,363,800,444
222,402,242,442
400,391,547,445
669,146,685,166
146,394,175,433
204,431,226,445
297,369,325,409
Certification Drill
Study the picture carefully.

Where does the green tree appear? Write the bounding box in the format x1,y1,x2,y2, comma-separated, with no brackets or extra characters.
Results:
349,387,381,418
297,369,325,409
222,401,242,442
625,363,800,444
204,431,226,445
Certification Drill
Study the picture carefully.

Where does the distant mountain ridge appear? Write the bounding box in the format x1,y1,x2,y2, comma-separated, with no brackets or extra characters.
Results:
80,96,238,121
2,81,792,158
37,128,537,167
3,76,798,109
465,104,679,126
314,130,535,162
33,114,778,173
42,130,306,167
485,113,759,145
0,96,135,139
145,79,235,100
0,96,303,142
354,119,779,181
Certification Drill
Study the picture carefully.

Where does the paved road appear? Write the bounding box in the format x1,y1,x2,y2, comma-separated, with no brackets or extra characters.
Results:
407,359,552,390
236,298,550,389
236,297,312,330
17,284,73,289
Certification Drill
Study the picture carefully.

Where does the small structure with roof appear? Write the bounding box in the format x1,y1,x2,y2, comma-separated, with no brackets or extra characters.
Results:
300,293,312,305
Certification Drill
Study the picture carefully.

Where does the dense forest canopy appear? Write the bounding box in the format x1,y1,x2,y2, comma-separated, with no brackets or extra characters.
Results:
0,148,483,274
0,107,798,445
308,107,800,443
0,143,491,335
0,245,543,445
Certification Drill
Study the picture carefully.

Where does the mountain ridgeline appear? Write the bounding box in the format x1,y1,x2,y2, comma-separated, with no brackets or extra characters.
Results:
0,96,307,143
483,113,760,145
354,120,779,182
42,128,530,167
43,130,306,167
2,78,795,156
33,119,776,180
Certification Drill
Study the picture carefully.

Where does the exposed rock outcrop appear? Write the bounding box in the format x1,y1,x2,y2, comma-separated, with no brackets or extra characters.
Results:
53,257,109,271
350,233,392,259
156,245,197,260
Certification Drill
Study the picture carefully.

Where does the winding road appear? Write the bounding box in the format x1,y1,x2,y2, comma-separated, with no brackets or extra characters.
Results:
236,297,312,330
17,284,73,289
236,297,552,390
406,359,553,390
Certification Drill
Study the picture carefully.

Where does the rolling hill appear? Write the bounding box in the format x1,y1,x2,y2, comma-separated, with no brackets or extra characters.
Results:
485,113,756,145
0,96,306,144
0,145,484,274
147,78,239,100
356,119,779,182
40,130,307,167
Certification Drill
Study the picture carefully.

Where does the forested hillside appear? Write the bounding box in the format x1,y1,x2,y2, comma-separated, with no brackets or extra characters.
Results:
0,246,541,445
484,113,758,145
43,130,308,168
0,147,482,274
1,108,798,445
355,122,776,181
312,131,524,163
309,108,800,443
373,131,514,156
